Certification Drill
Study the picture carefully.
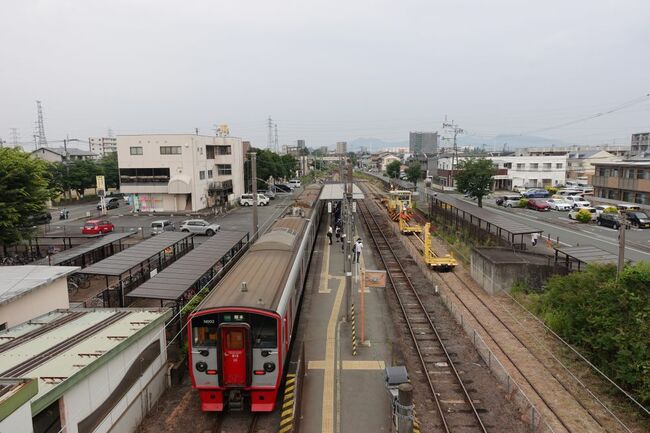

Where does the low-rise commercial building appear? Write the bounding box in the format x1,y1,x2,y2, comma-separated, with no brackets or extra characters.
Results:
566,150,620,184
31,147,97,163
117,134,245,212
0,266,78,329
592,158,650,204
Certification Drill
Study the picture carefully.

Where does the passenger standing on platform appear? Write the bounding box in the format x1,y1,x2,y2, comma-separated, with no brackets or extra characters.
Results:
531,232,539,246
327,226,333,244
340,232,346,251
354,238,363,263
335,226,341,242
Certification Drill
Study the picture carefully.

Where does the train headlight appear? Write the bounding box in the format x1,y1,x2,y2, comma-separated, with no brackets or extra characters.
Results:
196,362,208,372
263,362,275,373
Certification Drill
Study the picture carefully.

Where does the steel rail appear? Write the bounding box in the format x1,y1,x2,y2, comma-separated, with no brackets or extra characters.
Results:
358,199,488,433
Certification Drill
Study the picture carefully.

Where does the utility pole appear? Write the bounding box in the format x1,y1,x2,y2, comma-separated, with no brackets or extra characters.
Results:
267,116,273,150
442,120,463,188
617,222,626,278
250,152,259,241
274,123,279,153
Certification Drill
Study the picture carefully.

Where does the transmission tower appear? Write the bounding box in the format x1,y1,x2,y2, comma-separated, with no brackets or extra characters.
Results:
35,100,47,147
274,123,278,153
107,128,114,138
9,128,20,147
267,116,273,150
442,120,464,187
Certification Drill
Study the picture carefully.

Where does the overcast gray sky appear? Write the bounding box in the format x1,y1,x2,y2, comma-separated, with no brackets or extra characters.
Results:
1,0,649,149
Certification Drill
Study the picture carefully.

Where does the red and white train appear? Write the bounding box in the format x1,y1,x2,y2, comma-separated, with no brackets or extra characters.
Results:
187,184,323,411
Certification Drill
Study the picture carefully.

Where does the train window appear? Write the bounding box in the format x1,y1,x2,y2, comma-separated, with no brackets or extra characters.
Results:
226,330,244,350
250,315,278,348
192,316,218,346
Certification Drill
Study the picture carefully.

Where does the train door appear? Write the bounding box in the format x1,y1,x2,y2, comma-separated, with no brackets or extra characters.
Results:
220,325,249,387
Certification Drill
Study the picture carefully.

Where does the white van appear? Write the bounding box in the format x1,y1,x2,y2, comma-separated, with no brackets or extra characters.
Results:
288,179,302,189
239,193,270,206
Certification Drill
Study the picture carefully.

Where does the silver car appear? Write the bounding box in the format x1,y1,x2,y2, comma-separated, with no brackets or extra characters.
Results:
151,219,175,235
179,219,221,236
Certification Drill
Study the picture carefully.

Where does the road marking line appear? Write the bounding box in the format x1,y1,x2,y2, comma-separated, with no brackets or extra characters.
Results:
308,360,327,370
341,360,386,370
322,277,344,433
319,235,332,293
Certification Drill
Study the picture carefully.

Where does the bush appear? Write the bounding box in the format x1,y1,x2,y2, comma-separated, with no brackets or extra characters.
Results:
519,198,529,208
544,186,559,195
575,209,593,223
603,206,618,214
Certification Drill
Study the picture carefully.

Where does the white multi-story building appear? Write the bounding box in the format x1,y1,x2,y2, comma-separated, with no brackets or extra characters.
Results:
89,137,117,156
117,134,245,212
438,155,567,190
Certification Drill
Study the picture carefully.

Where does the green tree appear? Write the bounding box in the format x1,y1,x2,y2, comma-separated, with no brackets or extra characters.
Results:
66,159,98,197
406,161,422,187
454,158,496,208
533,263,650,404
386,160,401,179
244,148,298,191
0,148,56,249
97,152,119,189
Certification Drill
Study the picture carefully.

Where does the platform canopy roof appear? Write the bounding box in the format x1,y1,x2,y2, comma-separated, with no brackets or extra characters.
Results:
553,245,618,265
127,231,248,301
0,266,79,306
319,183,365,200
79,232,192,276
35,232,134,266
427,191,542,236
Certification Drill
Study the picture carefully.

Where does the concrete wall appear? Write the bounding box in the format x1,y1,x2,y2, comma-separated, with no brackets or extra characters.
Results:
0,402,33,433
60,328,167,433
0,278,69,328
470,248,564,295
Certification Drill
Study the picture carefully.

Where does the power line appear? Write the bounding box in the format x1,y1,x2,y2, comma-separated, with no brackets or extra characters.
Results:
520,93,650,135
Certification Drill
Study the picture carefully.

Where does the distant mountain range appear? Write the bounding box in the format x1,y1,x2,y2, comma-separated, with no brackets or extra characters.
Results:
344,135,567,153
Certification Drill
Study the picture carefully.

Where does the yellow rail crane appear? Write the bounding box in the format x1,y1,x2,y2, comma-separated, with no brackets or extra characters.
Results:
423,223,457,271
399,210,423,235
386,190,412,221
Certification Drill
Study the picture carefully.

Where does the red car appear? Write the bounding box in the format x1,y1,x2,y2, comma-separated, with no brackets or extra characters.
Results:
527,199,550,211
82,219,115,235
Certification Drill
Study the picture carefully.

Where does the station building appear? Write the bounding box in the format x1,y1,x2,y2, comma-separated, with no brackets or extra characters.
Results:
0,308,171,433
0,266,78,329
117,134,246,212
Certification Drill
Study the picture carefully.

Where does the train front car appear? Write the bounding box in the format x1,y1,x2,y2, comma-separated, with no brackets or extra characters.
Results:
188,185,322,412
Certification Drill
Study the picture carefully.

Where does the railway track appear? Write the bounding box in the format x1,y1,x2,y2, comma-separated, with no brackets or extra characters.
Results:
211,412,259,433
357,198,488,433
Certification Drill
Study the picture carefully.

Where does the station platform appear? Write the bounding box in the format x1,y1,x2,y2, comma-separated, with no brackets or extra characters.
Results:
297,212,393,433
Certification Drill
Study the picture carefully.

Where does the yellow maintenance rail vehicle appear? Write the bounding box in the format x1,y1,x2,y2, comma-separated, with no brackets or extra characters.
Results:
385,190,413,221
399,210,423,235
423,223,456,271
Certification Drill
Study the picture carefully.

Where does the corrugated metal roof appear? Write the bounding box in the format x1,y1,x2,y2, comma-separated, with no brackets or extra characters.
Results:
79,231,192,276
0,266,79,306
0,308,170,414
34,232,134,266
319,183,365,200
127,231,248,301
553,245,618,264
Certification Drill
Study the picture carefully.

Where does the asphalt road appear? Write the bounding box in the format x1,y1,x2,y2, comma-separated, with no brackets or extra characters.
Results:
43,192,299,243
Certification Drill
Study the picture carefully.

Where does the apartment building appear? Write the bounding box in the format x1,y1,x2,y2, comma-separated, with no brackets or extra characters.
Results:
409,131,438,155
89,137,117,156
117,134,245,212
592,157,650,205
437,155,567,190
631,132,650,156
566,150,620,183
336,141,347,155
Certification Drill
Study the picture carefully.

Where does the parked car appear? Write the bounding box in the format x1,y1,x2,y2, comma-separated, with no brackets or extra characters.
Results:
179,219,221,235
565,196,591,208
626,212,650,228
497,194,523,208
568,207,597,221
616,204,642,214
151,219,175,235
26,212,52,225
557,189,584,197
263,189,276,200
522,189,550,198
240,193,270,207
273,184,292,193
527,199,550,211
97,197,120,210
594,205,618,216
546,198,572,211
288,179,302,189
82,219,114,234
596,213,621,229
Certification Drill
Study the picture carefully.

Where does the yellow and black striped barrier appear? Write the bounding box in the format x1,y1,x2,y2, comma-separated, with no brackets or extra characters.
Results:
279,373,297,433
351,304,357,356
413,405,421,433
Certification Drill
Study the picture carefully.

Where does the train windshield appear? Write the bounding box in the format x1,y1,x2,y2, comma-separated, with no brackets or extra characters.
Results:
191,313,277,349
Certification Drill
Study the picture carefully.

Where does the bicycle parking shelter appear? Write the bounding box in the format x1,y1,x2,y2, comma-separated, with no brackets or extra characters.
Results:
35,232,134,268
77,232,194,307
